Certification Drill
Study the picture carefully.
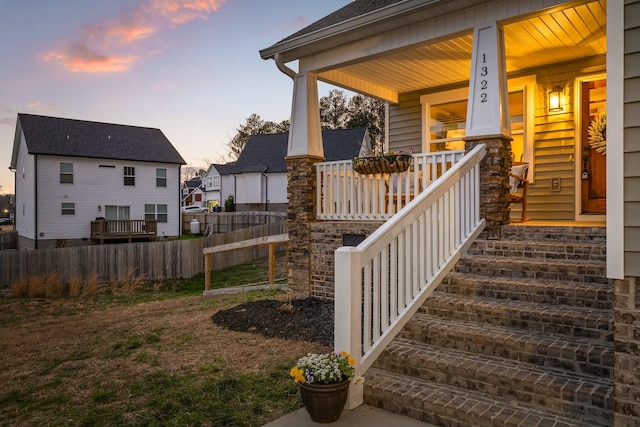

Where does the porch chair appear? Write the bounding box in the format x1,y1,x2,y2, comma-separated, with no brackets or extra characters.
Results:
509,162,530,222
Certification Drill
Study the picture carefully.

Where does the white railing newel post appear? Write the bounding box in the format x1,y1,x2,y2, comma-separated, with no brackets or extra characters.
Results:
334,246,364,410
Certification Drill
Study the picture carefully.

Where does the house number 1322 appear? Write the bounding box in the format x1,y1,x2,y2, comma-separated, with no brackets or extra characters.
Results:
480,54,488,102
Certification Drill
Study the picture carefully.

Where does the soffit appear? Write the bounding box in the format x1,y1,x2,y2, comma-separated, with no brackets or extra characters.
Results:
316,1,606,95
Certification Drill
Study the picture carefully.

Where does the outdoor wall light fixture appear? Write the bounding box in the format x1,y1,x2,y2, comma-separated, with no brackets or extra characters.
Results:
98,205,101,212
548,86,564,112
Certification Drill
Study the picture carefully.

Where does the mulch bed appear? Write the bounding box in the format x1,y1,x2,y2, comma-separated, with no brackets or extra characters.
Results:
211,298,334,347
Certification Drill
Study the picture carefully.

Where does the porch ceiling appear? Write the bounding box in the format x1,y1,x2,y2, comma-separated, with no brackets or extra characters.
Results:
316,1,606,97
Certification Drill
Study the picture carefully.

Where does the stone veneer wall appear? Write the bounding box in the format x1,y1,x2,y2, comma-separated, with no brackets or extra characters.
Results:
286,155,323,298
614,277,640,426
310,221,383,299
465,136,512,239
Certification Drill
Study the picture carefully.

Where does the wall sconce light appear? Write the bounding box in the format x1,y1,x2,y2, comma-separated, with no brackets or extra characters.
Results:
98,205,101,212
548,86,564,112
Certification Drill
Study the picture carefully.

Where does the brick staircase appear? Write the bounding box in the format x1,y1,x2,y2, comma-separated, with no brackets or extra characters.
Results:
364,225,614,427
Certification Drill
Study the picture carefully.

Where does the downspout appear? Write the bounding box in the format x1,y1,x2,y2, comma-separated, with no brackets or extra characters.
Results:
232,174,237,211
261,167,268,212
274,53,296,80
34,154,38,249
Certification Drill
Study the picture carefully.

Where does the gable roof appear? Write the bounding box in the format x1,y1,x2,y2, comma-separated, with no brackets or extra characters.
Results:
230,127,368,174
11,114,186,166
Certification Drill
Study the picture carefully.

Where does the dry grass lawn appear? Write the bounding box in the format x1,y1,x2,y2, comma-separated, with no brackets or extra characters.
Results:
0,290,330,426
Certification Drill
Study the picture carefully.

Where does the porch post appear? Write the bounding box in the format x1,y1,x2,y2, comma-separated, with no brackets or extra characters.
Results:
464,21,511,239
286,70,324,298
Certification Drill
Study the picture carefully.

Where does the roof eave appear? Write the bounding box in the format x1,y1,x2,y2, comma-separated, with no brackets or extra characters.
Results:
259,0,442,63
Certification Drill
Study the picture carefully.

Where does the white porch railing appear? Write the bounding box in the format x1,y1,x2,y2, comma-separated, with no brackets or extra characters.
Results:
316,150,466,220
334,144,487,409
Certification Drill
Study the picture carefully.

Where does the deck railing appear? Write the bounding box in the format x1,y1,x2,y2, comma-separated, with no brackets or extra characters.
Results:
90,219,157,242
334,144,486,409
316,150,466,221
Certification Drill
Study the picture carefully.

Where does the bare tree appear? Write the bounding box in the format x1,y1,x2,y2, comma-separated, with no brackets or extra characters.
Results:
320,89,348,130
227,114,290,160
227,90,385,158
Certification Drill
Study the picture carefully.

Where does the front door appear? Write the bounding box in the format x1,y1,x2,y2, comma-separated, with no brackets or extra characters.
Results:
580,79,606,214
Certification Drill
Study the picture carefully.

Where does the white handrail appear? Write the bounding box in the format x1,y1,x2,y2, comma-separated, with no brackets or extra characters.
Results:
316,151,466,220
334,144,487,409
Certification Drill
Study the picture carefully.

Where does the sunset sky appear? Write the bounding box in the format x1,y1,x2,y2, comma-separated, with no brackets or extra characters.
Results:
0,0,350,194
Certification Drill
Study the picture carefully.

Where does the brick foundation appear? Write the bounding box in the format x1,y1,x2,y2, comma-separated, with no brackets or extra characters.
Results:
465,136,512,239
614,276,640,426
310,221,383,299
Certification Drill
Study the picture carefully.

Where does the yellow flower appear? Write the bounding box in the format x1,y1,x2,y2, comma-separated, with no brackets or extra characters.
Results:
290,367,305,384
347,356,355,366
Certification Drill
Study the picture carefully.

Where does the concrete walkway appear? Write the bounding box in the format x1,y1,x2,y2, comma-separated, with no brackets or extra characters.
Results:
263,404,438,427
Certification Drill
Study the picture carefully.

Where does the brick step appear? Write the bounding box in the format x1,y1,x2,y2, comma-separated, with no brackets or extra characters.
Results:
399,313,614,378
421,292,613,342
467,239,606,262
374,338,614,425
364,367,612,427
501,225,606,243
454,255,608,284
441,272,614,310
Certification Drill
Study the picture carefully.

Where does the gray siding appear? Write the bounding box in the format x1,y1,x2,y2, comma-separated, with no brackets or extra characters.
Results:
388,92,422,154
624,0,640,277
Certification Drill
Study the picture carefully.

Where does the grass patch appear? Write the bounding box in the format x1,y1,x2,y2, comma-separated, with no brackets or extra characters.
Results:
0,258,326,427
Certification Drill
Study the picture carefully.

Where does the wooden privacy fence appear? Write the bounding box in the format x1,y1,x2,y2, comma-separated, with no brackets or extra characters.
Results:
182,211,286,235
0,221,286,287
0,231,17,251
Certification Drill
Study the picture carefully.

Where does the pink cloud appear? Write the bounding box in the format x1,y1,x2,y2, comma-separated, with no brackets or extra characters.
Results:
44,0,226,73
146,0,226,25
44,44,138,73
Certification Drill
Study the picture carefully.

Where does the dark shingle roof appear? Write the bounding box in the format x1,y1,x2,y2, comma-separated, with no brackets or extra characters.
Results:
278,0,403,44
231,127,367,174
16,114,186,165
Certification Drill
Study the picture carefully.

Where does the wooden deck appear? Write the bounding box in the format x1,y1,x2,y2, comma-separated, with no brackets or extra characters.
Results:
90,219,157,243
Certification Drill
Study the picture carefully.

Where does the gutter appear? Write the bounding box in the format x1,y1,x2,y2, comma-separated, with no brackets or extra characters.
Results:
275,53,296,80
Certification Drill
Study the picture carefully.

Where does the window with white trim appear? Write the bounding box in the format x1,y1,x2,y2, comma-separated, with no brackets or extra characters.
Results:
145,204,168,223
421,76,535,179
61,202,75,215
156,168,167,187
60,163,73,184
124,166,135,186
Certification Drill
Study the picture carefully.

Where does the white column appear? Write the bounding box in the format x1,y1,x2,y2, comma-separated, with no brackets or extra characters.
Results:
287,71,323,158
466,21,510,138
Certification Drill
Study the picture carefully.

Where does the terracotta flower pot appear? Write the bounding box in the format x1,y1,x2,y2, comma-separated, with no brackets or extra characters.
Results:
299,380,350,423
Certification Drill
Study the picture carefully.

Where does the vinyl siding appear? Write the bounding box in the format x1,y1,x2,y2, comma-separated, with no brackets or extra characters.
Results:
35,156,181,239
14,133,36,240
624,0,640,276
388,92,422,154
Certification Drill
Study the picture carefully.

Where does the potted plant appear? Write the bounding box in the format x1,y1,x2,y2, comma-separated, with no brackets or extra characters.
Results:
290,351,355,423
352,149,413,175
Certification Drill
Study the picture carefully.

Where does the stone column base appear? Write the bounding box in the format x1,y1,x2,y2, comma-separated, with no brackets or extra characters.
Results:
465,135,512,239
286,154,324,299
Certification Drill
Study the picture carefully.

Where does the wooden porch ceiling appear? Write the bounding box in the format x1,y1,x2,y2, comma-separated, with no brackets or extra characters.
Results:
316,1,606,97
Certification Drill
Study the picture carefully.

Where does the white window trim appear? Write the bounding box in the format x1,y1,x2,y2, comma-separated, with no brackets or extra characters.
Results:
420,76,536,183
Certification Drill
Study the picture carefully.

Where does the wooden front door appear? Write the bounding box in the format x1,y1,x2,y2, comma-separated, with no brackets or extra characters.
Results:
580,79,606,214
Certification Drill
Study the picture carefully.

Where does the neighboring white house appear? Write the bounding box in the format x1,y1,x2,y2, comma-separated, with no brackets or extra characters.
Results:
9,114,186,249
203,163,236,211
225,127,371,212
